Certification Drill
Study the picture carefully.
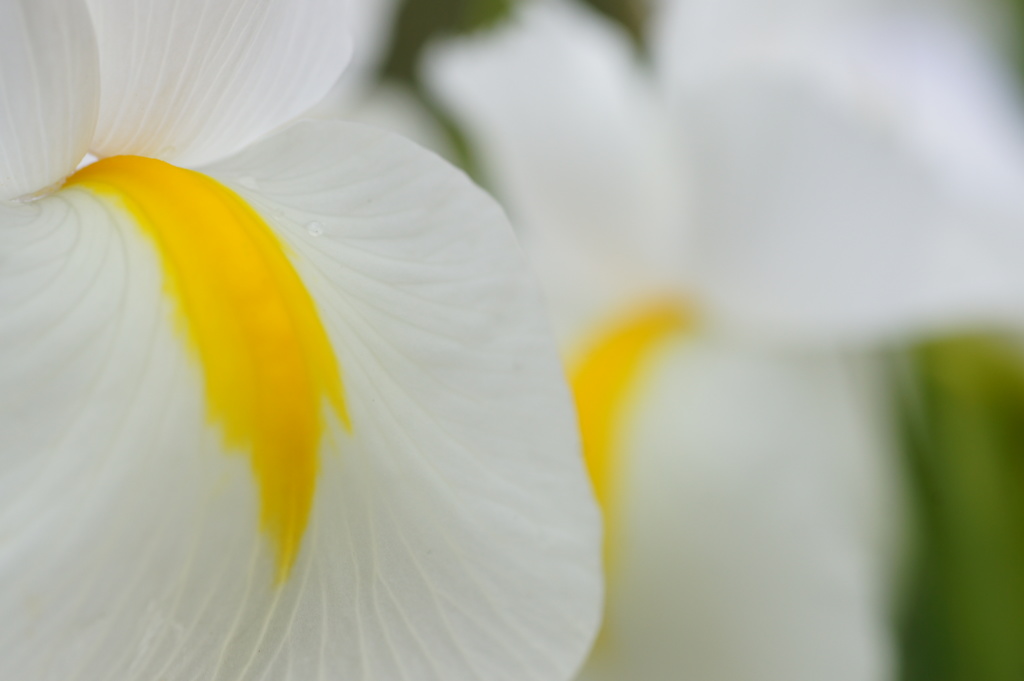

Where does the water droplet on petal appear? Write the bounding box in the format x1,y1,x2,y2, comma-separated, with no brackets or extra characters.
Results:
237,176,259,190
306,221,324,237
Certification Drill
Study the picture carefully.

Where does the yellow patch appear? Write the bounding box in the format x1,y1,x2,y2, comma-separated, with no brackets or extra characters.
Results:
570,303,691,565
68,156,348,583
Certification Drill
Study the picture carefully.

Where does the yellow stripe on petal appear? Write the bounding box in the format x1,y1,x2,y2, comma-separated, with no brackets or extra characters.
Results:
67,156,348,583
570,303,691,565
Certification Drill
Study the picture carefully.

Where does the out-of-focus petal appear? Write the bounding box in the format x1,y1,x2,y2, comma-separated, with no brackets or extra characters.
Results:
308,0,401,116
334,83,454,162
0,0,98,200
426,0,690,312
339,0,398,90
0,120,601,680
655,2,1024,340
84,0,352,166
581,337,900,681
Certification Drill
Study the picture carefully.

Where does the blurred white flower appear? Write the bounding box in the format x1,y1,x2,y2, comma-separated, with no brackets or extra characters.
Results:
656,0,1024,341
0,1,601,679
427,0,1024,678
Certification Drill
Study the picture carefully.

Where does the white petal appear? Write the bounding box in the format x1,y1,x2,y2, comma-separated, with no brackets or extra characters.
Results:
84,0,353,166
206,121,603,679
583,336,900,681
307,0,401,117
325,82,455,163
0,0,98,200
425,1,690,304
340,0,398,91
655,4,1024,340
0,120,601,680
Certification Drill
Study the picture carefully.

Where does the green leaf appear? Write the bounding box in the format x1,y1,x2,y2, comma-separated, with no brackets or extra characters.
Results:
381,0,513,85
581,0,647,46
896,335,1024,681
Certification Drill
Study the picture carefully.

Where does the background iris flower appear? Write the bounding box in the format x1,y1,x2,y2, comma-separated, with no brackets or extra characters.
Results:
425,0,1024,679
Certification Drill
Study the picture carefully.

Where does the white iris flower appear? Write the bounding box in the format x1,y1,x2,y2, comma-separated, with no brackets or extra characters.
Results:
0,1,602,679
428,0,1024,679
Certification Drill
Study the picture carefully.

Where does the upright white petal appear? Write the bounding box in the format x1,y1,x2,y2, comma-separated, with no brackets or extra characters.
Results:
343,0,398,90
426,0,690,334
0,120,600,680
655,0,1024,340
583,337,900,681
309,0,401,116
84,0,352,166
0,0,98,201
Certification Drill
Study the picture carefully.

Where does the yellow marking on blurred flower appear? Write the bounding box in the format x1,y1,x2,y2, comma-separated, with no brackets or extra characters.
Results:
571,304,691,564
67,156,348,583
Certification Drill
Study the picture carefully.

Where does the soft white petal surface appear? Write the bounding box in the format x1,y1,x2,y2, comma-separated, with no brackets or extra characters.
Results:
0,0,98,200
307,0,401,117
338,0,398,92
581,338,901,681
426,0,690,327
655,2,1024,340
84,0,352,166
333,83,454,162
0,120,601,680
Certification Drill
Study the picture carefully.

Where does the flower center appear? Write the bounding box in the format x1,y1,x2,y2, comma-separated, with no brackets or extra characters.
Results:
67,156,348,583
